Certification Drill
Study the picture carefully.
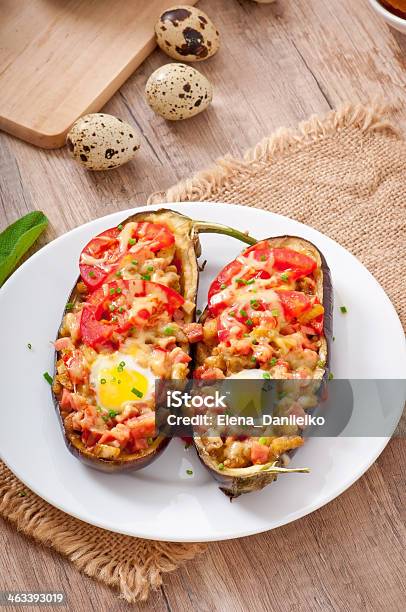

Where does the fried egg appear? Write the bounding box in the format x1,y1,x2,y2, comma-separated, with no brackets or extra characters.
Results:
90,352,156,412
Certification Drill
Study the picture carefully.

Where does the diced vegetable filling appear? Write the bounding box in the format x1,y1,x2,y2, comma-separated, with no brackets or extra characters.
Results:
195,241,326,468
54,220,200,458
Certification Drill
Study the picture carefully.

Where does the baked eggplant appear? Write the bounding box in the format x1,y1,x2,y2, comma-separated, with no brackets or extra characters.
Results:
53,209,255,472
193,235,333,497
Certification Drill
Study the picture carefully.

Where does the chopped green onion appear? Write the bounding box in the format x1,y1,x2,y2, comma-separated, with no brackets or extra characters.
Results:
119,306,124,313
147,437,153,445
218,463,225,471
132,259,138,265
131,387,143,398
229,311,236,317
65,302,74,312
43,372,53,385
128,238,136,246
186,469,193,476
27,343,32,350
280,272,289,281
328,372,334,380
269,357,277,366
147,266,154,272
246,319,253,326
102,415,109,422
100,378,107,385
220,283,227,290
111,316,117,322
141,273,151,281
243,333,250,337
250,299,259,309
251,356,256,363
340,306,348,314
235,278,246,285
240,309,247,317
88,270,95,278
317,360,326,368
109,288,115,295
115,270,122,277
118,224,123,230
262,372,271,380
109,304,116,312
116,287,122,294
164,326,175,336
260,255,266,262
271,309,279,317
258,437,268,445
246,279,255,285
108,410,118,418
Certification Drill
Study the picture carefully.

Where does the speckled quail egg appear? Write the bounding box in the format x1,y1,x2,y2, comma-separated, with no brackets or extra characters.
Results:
66,113,141,171
145,63,213,121
155,6,220,62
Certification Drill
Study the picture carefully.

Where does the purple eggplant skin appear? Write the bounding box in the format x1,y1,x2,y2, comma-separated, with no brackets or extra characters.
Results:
194,235,333,498
52,209,200,473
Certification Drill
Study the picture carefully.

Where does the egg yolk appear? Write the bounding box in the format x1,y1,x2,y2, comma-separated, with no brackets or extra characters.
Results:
97,366,149,410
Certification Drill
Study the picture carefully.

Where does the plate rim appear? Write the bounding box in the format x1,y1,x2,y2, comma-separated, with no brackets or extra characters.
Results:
0,201,404,542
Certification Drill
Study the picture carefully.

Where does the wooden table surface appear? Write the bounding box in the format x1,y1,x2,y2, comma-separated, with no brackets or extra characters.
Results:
1,0,405,610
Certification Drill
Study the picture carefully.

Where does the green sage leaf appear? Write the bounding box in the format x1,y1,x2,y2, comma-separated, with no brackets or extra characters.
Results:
0,211,49,286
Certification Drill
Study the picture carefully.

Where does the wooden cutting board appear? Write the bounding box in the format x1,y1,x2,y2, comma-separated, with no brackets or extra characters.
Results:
0,0,197,149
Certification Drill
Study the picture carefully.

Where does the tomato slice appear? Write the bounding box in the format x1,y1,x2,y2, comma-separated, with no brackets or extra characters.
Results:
208,260,242,303
80,228,120,290
272,247,317,279
208,243,317,307
80,279,184,348
79,222,175,290
275,290,312,320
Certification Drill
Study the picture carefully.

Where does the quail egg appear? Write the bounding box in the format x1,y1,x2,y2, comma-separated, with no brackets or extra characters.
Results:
66,113,141,171
155,5,220,62
145,63,213,121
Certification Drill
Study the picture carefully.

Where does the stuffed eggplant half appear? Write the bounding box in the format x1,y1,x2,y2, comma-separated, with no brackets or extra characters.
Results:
194,236,333,497
53,209,255,472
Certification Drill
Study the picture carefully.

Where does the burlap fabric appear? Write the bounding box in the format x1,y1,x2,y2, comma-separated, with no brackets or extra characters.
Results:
1,103,404,604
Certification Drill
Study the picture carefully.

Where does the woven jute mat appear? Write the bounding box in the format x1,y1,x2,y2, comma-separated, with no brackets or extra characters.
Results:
1,103,405,604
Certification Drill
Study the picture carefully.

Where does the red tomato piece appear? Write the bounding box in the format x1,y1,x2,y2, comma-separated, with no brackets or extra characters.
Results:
80,279,184,348
272,247,316,277
79,222,175,290
275,290,312,321
208,260,243,304
207,243,317,311
251,441,270,465
79,228,120,290
127,413,156,440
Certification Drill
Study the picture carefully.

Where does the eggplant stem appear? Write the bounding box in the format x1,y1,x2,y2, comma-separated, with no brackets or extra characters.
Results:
194,221,257,246
260,464,310,474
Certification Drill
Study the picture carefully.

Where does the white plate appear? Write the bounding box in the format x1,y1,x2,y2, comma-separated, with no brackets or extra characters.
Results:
0,203,405,542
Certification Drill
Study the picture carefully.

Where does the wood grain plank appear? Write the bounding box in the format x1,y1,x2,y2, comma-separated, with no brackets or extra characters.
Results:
0,517,167,612
0,0,197,148
162,441,406,612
